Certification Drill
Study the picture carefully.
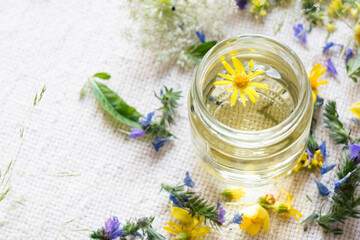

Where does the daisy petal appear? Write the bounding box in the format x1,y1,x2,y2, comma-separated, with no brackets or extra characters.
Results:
214,80,234,85
222,61,237,76
163,226,177,234
244,88,256,103
239,89,246,106
231,88,239,106
165,222,182,232
250,82,269,89
232,57,245,75
248,87,259,99
248,69,264,80
248,60,254,74
227,86,235,92
218,72,235,80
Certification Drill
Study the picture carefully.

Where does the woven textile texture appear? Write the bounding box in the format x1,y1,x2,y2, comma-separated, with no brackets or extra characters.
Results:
0,1,359,239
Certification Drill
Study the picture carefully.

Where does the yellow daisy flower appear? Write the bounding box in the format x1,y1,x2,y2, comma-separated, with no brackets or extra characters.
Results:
221,188,246,200
214,57,269,106
275,188,302,226
164,206,210,240
350,102,360,119
294,152,309,172
354,20,360,44
239,204,270,236
309,64,327,104
310,150,324,168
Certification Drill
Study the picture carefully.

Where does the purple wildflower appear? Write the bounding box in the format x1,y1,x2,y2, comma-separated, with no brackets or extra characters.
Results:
232,213,243,224
322,42,343,53
307,148,313,165
334,172,351,193
184,171,196,188
128,128,147,138
320,163,336,175
348,141,360,162
313,176,330,196
293,24,307,44
345,48,354,63
319,141,328,160
152,137,171,152
315,94,324,106
104,217,124,239
326,58,338,75
217,200,226,224
235,0,247,10
139,112,154,126
196,31,206,43
351,118,360,125
170,194,183,208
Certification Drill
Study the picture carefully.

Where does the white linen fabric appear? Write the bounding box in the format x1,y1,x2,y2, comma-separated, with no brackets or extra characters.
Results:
0,1,359,239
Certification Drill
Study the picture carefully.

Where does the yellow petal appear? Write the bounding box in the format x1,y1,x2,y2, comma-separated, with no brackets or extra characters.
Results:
312,90,317,104
239,89,246,106
165,222,182,232
248,87,259,99
248,60,254,74
214,80,234,85
222,61,236,76
171,206,193,224
190,227,211,237
317,80,328,86
218,72,235,80
163,226,178,234
232,57,245,75
243,222,261,236
250,82,269,89
280,188,293,202
231,88,239,106
227,86,235,92
350,102,360,119
244,88,256,103
247,69,264,80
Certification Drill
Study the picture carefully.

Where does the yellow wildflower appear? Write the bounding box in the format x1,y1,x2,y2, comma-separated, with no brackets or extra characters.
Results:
325,23,336,33
265,193,276,205
164,206,211,240
239,204,270,236
275,188,302,226
354,20,360,44
310,150,324,168
293,152,308,172
309,64,327,104
350,102,360,119
221,188,246,200
250,0,269,18
328,0,346,18
214,57,269,106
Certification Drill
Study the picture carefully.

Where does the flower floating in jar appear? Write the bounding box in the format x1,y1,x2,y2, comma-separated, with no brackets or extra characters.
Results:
213,57,269,106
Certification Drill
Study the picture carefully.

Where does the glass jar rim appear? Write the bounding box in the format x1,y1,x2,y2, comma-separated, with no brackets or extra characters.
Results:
193,34,311,141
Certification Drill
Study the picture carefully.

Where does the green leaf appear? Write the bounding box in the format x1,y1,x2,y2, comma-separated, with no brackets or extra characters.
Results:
346,49,360,83
185,41,217,64
89,79,142,128
301,212,319,224
92,72,111,80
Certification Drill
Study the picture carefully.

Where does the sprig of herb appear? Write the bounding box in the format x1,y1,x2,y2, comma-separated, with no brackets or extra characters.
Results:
324,101,353,145
0,85,46,203
346,48,360,83
304,101,360,235
90,217,164,240
301,1,325,29
161,184,221,227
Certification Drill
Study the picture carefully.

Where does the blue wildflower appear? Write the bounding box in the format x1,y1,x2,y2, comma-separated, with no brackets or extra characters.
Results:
293,24,307,44
315,94,324,106
322,42,342,53
235,0,247,10
184,171,196,188
348,141,360,162
152,137,171,152
232,213,243,224
334,172,351,193
319,141,328,160
217,200,226,224
345,48,354,63
320,163,336,175
170,194,183,208
313,176,330,196
306,148,313,165
196,31,206,43
128,128,147,138
104,217,124,239
351,118,360,125
139,112,154,126
326,58,338,75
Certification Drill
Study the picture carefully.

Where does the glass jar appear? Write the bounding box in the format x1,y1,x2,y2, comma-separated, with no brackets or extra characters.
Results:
188,35,313,186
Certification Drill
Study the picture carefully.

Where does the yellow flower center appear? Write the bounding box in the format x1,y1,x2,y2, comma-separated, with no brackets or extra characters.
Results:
234,74,249,88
